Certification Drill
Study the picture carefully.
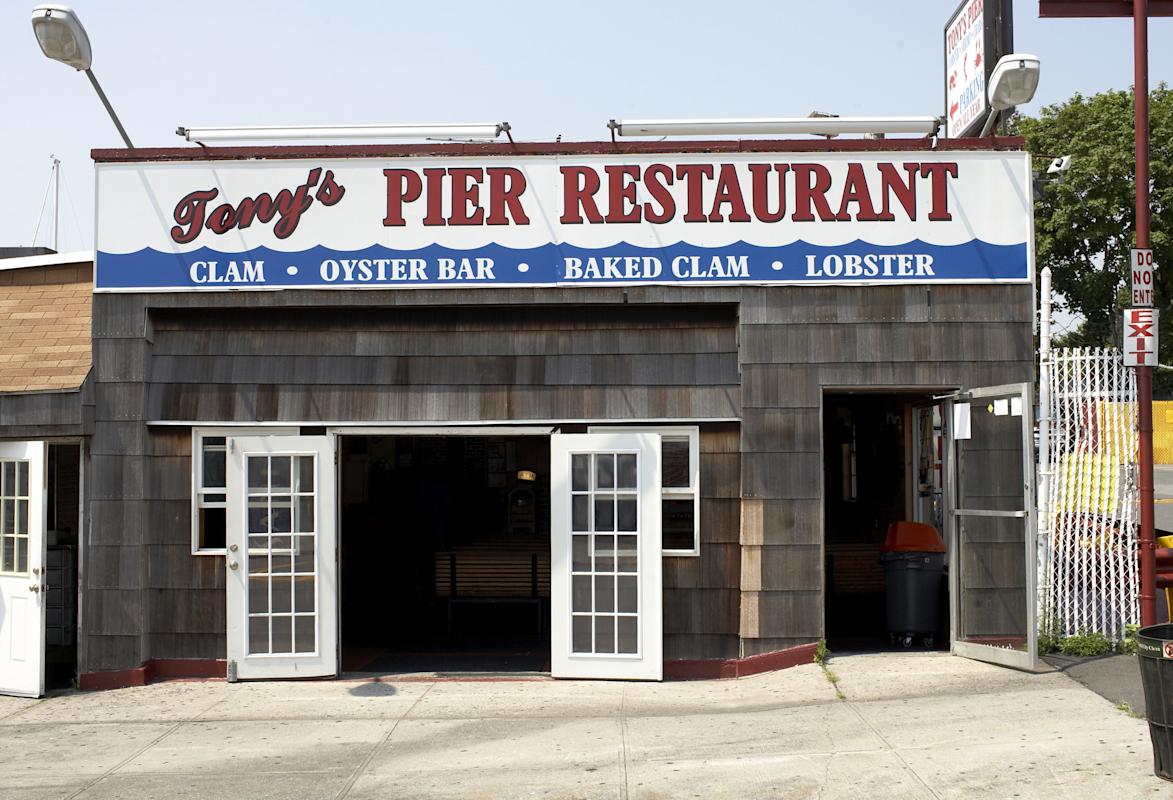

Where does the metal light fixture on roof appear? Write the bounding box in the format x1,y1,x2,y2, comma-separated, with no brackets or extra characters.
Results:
30,4,135,148
979,53,1041,137
176,122,512,143
607,116,941,139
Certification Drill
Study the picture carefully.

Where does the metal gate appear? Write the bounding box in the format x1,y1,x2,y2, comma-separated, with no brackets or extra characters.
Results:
1039,347,1139,641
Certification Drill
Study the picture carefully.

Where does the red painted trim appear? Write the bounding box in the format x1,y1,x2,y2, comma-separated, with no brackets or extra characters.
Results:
79,658,227,690
662,659,740,680
1040,1,1173,17
663,642,819,680
149,658,227,679
80,645,819,688
736,643,821,677
91,137,1025,164
79,665,148,691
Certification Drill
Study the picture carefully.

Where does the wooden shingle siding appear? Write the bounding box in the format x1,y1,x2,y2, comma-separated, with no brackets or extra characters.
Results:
144,304,740,423
147,383,741,423
84,292,743,669
736,284,1033,653
80,280,1032,670
86,285,152,668
0,389,85,438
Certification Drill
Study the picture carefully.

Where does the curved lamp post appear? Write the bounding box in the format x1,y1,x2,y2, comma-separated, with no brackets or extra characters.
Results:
979,53,1041,137
31,4,134,148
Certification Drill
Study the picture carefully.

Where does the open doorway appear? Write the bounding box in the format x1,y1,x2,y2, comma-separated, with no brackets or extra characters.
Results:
339,434,550,675
45,442,81,690
823,393,949,651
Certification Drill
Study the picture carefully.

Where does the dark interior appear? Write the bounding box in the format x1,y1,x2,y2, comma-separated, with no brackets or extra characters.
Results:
46,443,80,690
823,394,949,651
339,435,551,674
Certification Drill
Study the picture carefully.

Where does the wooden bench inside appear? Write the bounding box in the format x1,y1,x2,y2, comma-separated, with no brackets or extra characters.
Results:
435,545,551,598
435,543,551,634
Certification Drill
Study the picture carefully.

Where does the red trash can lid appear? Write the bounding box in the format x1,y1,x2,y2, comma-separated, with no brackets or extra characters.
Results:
881,521,945,553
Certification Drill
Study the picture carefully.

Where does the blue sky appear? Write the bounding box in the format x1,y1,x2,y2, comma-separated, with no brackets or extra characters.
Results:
3,1,1170,251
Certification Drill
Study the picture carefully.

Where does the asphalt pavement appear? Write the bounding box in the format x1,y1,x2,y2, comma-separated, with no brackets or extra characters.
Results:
0,652,1167,799
1151,464,1173,534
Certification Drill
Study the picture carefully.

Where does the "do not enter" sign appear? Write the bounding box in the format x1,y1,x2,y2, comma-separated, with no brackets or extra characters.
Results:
1132,248,1156,307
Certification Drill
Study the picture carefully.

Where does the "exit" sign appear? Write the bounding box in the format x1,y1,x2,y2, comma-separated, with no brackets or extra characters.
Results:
1124,307,1159,367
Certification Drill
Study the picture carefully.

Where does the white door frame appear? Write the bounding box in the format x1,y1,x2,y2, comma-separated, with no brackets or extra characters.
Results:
226,435,337,680
0,441,47,698
550,432,662,680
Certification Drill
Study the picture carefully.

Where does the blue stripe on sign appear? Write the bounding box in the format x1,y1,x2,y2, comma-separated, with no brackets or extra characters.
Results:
95,240,1029,289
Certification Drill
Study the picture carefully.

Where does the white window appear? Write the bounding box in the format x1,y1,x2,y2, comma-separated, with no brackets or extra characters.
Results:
192,427,295,554
588,426,700,556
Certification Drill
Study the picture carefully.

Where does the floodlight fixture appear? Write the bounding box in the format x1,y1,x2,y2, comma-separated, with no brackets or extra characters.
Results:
176,122,512,143
979,53,1041,136
30,4,134,148
607,116,941,139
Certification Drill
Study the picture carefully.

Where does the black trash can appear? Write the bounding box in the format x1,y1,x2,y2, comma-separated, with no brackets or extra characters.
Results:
880,522,946,648
1137,623,1173,782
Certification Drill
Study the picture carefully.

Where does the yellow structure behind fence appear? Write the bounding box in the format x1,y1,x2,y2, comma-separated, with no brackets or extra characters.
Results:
1155,401,1173,464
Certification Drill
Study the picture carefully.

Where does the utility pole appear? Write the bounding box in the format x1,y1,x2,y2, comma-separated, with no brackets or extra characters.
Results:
1133,0,1157,626
52,157,60,253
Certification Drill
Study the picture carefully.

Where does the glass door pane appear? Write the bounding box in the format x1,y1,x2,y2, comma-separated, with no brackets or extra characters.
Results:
570,452,641,656
245,454,318,657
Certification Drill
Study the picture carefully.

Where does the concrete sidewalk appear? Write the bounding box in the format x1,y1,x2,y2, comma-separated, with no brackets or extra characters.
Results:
0,652,1166,799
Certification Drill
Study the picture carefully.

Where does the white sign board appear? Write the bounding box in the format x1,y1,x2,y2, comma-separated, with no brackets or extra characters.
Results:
1124,307,1159,367
95,151,1033,292
946,0,988,138
1132,248,1156,307
953,403,972,440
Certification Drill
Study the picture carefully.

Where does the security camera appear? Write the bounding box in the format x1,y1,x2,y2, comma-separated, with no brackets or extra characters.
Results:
1047,155,1072,175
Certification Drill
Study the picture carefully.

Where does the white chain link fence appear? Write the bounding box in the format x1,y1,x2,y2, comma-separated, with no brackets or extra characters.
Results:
1039,347,1139,641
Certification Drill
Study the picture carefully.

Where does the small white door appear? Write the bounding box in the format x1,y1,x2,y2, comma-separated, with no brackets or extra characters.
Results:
550,433,662,680
226,436,337,680
948,383,1038,671
0,442,46,698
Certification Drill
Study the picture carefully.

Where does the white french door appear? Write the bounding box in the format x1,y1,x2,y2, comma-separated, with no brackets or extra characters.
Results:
226,436,337,680
948,383,1038,671
550,433,662,680
0,442,46,698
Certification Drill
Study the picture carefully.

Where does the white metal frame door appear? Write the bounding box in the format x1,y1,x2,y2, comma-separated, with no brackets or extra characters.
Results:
0,442,46,698
227,436,337,680
948,383,1038,670
551,433,662,680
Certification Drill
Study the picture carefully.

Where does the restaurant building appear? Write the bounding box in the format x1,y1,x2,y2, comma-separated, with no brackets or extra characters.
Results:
0,136,1038,695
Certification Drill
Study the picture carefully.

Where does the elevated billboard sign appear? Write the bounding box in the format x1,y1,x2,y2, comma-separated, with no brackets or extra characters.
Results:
945,0,1014,138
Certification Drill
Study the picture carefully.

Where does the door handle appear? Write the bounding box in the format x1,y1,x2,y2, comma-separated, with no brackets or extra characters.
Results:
28,584,40,593
228,559,239,571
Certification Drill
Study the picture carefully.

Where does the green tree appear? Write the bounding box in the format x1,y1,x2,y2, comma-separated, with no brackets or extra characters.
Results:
1012,86,1173,387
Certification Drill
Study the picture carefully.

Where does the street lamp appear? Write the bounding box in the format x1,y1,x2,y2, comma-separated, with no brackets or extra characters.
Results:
979,54,1041,137
30,4,135,148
